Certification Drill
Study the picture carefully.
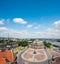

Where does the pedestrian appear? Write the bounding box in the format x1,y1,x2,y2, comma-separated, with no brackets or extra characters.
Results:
14,56,18,64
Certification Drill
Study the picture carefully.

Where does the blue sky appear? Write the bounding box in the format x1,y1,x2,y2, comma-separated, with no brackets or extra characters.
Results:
0,0,60,38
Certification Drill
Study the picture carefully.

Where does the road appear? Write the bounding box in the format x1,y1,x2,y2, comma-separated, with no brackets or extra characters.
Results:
17,47,28,64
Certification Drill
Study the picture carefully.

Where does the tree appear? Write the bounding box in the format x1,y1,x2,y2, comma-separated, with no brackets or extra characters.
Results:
18,40,29,47
43,41,51,48
0,40,4,43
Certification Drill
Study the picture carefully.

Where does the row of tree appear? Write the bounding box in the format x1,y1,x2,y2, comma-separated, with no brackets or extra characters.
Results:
17,40,30,47
43,41,51,48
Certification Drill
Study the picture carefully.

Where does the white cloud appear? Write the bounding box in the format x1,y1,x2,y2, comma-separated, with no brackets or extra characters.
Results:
46,28,60,33
0,19,60,38
0,20,4,24
34,25,40,29
27,24,40,29
27,24,33,28
0,27,28,38
45,28,60,38
13,18,27,24
53,20,60,27
0,27,60,38
0,27,8,31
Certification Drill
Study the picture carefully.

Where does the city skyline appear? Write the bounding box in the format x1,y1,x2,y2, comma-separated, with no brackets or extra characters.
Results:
0,0,60,38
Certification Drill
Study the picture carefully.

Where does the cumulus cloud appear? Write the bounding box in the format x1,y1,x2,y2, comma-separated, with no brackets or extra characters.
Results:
0,20,4,24
27,24,40,29
0,19,60,38
0,27,60,38
34,25,40,29
27,24,33,28
13,18,27,24
53,20,60,27
0,26,26,38
0,27,8,31
45,28,60,38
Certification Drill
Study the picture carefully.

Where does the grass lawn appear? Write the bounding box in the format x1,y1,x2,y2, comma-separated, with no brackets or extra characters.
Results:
48,45,53,50
13,46,25,56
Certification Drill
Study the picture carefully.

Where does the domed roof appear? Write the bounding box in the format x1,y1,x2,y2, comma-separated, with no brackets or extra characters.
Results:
33,40,44,45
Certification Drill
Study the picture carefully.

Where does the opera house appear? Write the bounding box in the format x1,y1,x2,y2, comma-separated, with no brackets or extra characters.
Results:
20,40,52,64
